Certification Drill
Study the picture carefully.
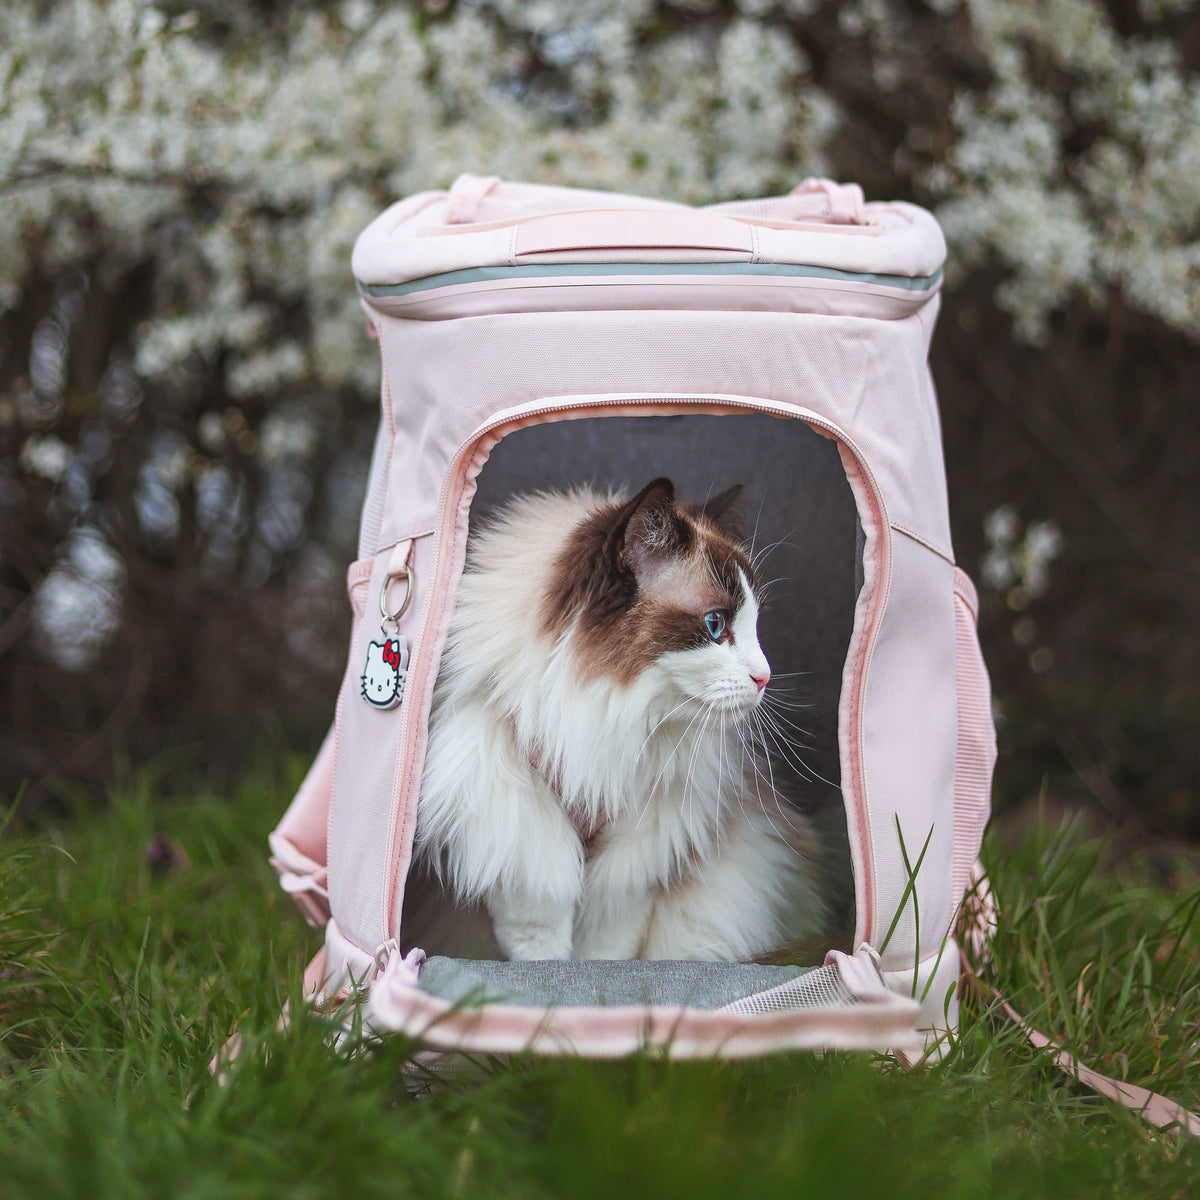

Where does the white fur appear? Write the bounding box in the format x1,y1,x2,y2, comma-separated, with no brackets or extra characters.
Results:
415,489,824,961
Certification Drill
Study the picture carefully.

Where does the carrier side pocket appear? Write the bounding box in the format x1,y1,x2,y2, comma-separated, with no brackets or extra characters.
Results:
950,568,996,909
268,556,375,928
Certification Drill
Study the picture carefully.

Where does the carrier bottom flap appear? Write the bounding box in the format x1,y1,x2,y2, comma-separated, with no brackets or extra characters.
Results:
363,945,923,1059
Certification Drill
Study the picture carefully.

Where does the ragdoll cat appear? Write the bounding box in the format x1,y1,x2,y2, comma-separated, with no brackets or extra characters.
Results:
415,477,825,962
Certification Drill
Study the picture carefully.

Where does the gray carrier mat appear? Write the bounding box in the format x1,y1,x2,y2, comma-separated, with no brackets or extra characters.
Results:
417,956,819,1010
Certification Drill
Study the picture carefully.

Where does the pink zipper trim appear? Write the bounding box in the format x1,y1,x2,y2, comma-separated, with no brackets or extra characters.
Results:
364,273,935,323
380,394,892,946
836,446,891,947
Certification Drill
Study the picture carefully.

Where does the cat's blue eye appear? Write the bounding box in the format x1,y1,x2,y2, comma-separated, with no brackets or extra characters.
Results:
704,610,727,641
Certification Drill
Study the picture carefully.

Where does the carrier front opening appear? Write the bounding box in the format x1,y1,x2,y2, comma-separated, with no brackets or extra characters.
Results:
401,408,864,1010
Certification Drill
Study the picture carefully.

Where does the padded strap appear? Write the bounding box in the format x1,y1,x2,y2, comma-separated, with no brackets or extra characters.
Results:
964,968,1200,1139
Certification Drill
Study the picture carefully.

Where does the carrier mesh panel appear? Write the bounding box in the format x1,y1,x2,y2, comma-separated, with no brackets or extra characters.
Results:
717,963,857,1014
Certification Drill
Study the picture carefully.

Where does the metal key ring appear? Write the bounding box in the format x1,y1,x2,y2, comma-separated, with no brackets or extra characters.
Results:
379,568,414,626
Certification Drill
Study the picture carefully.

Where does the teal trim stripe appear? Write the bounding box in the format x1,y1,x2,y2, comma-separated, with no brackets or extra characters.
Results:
360,261,944,298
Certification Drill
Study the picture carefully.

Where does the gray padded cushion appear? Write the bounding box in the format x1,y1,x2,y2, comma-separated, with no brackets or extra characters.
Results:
418,955,813,1009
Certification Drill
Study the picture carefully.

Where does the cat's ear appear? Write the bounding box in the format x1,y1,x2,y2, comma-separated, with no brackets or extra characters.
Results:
701,484,745,538
614,477,682,579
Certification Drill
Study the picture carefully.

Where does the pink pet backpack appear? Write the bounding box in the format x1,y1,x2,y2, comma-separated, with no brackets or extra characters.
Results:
269,174,997,1059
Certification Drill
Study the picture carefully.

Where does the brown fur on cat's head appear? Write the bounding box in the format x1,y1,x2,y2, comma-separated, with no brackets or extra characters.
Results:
540,477,757,686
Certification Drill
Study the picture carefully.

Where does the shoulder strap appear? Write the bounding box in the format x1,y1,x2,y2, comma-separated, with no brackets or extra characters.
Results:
957,864,1198,1138
963,967,1200,1139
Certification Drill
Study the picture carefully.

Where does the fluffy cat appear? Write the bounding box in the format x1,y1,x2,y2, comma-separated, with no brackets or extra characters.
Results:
414,477,825,962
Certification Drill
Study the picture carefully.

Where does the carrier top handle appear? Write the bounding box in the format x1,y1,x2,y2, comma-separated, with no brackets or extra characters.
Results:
513,209,755,259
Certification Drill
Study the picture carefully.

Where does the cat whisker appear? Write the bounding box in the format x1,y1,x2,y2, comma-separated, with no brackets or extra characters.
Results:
759,675,813,695
634,694,698,764
759,693,815,712
747,528,804,574
738,728,800,844
749,490,768,558
760,702,820,744
753,705,814,767
741,745,814,844
682,702,719,839
752,573,790,596
752,733,795,838
752,707,838,791
636,702,710,833
758,691,814,711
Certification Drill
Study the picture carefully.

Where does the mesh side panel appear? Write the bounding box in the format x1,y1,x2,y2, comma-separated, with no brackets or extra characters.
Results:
951,570,996,908
717,964,856,1014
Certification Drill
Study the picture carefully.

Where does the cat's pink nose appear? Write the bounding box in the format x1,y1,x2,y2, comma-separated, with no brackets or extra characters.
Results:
751,671,770,692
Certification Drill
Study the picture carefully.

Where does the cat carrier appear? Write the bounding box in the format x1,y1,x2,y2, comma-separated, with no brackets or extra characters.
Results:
269,174,997,1059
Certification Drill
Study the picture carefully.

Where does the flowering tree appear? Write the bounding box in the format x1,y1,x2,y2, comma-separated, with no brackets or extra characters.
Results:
2,0,1197,829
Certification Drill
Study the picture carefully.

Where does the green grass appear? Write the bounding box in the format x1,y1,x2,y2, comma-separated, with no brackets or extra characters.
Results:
1,760,1197,1198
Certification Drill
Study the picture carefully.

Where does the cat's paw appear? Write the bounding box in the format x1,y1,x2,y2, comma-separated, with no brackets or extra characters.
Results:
494,922,574,961
488,888,575,961
573,892,654,960
572,917,646,961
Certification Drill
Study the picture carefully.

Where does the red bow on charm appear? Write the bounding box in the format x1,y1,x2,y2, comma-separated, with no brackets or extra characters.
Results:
382,640,401,669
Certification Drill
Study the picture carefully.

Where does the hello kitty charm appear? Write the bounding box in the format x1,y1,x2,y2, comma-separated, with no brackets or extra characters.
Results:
361,635,408,709
362,556,415,710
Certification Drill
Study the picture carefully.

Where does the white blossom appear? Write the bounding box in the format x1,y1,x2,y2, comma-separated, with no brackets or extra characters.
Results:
32,526,126,671
982,505,1064,598
19,435,73,482
259,408,319,465
0,0,845,408
928,0,1200,341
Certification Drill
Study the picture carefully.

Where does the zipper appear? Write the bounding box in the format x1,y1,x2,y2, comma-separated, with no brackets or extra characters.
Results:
360,263,942,322
380,393,891,946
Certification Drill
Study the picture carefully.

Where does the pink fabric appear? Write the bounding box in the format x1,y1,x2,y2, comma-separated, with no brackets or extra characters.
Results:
321,556,372,924
514,209,755,258
302,945,331,1001
1019,1016,1200,1139
951,569,996,910
270,839,329,928
365,980,921,1058
327,542,436,951
269,725,335,889
371,309,953,556
269,551,379,926
863,535,958,969
328,370,964,971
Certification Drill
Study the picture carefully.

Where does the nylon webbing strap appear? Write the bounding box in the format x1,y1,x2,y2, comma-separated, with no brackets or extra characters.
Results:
964,970,1200,1139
